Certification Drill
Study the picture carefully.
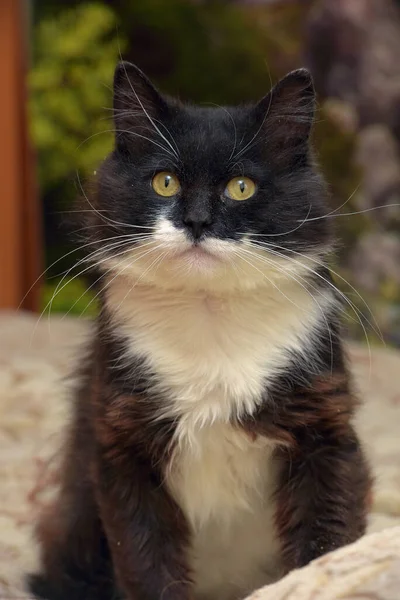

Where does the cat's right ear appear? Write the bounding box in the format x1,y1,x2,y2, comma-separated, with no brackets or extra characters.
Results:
255,69,315,169
113,61,168,142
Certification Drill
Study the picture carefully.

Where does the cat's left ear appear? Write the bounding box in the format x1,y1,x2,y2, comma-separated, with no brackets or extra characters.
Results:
113,61,168,140
256,69,315,161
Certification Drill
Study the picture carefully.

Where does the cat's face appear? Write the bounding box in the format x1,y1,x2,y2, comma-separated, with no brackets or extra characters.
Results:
88,62,332,293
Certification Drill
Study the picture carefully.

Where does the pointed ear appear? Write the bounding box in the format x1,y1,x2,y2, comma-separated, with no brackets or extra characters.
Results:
256,69,315,166
113,61,167,141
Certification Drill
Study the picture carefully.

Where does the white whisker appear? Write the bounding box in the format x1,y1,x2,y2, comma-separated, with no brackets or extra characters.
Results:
234,244,335,373
230,75,275,163
79,243,165,319
77,127,176,159
76,172,159,232
60,240,156,320
20,230,153,310
242,240,375,379
238,204,312,239
298,203,400,222
110,246,168,318
250,240,383,344
31,238,156,343
230,247,310,316
120,60,180,160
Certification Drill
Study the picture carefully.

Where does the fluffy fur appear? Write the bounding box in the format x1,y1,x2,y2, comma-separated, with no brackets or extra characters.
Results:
28,61,371,600
106,270,335,434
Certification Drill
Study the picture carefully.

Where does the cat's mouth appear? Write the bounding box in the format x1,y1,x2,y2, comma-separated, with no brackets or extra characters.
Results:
176,244,221,267
151,219,236,274
179,245,213,258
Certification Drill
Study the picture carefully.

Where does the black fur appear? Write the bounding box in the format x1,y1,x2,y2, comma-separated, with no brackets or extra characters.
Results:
83,61,332,258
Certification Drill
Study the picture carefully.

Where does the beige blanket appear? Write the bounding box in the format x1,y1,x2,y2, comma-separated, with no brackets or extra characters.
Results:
0,311,399,599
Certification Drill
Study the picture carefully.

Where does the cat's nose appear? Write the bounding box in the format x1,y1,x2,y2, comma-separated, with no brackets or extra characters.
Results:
183,210,212,240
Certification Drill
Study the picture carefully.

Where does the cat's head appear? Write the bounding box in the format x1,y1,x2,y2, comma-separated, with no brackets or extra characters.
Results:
86,61,332,293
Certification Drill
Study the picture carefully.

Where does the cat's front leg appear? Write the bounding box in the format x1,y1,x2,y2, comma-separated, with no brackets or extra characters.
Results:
246,370,372,571
275,426,371,569
93,392,192,600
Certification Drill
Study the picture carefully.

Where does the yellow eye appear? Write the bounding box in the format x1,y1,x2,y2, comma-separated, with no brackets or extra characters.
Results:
225,177,256,201
152,171,181,197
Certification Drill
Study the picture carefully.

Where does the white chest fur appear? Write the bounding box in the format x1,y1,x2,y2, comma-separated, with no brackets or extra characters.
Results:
107,279,328,431
166,423,283,600
106,278,331,599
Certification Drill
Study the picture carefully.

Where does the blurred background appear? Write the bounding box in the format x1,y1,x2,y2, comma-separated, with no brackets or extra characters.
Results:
1,0,400,346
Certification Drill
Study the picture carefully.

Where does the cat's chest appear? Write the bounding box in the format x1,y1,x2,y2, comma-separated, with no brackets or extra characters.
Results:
165,422,278,525
165,423,283,599
110,284,320,425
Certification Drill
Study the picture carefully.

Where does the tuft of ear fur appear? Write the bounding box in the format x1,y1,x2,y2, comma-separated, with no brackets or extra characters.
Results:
113,61,168,147
257,69,316,167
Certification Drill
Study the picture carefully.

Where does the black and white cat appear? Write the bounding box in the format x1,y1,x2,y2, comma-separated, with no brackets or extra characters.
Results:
29,62,371,600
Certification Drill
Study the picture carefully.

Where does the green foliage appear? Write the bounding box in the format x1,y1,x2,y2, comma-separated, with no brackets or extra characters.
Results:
30,3,125,194
42,278,98,317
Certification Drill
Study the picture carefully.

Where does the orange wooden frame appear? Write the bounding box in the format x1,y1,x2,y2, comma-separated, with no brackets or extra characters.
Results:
0,0,42,311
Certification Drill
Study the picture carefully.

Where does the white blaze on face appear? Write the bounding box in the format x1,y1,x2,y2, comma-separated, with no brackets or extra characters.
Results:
152,217,189,250
102,216,322,294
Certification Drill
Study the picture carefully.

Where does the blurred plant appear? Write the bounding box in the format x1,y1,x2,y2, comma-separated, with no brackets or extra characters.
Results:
30,3,126,314
42,277,99,317
30,2,125,195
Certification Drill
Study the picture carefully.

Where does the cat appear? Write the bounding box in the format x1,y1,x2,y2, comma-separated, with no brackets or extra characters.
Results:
28,61,371,600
